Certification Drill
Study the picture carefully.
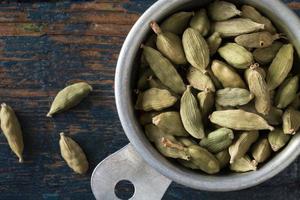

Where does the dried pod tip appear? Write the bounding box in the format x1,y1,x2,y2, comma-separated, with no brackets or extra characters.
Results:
259,41,265,47
249,93,255,99
46,112,52,118
19,157,24,163
1,103,7,108
250,63,259,70
60,132,65,137
147,75,153,81
204,88,210,93
187,85,192,90
269,126,275,131
150,21,162,35
251,160,258,170
161,137,183,150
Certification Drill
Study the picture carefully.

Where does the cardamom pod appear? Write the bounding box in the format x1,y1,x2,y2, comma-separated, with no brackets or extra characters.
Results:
230,155,258,172
142,45,186,94
150,21,187,65
139,111,160,125
207,32,222,56
213,18,264,37
216,88,254,107
252,138,272,163
229,131,259,163
209,110,274,131
234,31,281,48
135,88,177,111
268,128,291,152
241,5,276,34
266,44,294,90
178,137,197,147
147,76,169,90
245,64,271,115
290,92,300,109
208,1,241,21
211,60,246,88
215,149,230,168
144,124,166,142
197,89,215,120
187,66,215,92
282,108,300,135
137,68,153,90
59,133,89,174
275,76,299,109
160,11,194,35
180,86,205,139
253,41,283,65
152,111,189,136
182,28,210,73
188,145,220,174
189,9,210,36
206,68,223,89
218,43,254,69
47,82,93,117
178,159,199,169
199,128,234,153
0,103,24,163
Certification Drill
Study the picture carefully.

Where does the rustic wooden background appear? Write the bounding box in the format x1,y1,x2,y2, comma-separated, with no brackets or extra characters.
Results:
0,0,299,199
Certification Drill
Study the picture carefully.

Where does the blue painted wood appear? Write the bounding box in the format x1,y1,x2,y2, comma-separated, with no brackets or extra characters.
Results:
0,0,298,199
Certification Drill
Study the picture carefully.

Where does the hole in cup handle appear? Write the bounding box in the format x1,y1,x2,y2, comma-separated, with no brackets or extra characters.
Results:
91,143,172,200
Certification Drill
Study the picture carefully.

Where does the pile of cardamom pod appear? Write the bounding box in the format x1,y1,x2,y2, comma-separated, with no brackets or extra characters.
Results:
135,1,299,174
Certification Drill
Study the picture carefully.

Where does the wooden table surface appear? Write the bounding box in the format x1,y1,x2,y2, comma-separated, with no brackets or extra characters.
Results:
0,0,299,199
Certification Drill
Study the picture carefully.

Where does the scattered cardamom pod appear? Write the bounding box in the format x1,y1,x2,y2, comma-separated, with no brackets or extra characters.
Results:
160,11,194,35
213,18,264,37
268,128,291,152
282,108,300,135
275,76,299,109
218,43,254,69
145,124,166,142
150,21,187,65
135,88,177,111
253,41,283,65
266,44,294,90
207,32,222,56
209,110,274,131
216,88,254,107
230,155,258,172
229,131,259,163
47,82,93,117
197,89,215,121
199,128,234,153
152,111,189,136
59,132,89,174
139,111,160,125
208,1,241,21
189,9,210,36
142,45,186,94
182,28,210,73
252,138,272,163
187,66,215,92
211,60,246,88
180,86,205,139
215,149,230,168
0,103,24,163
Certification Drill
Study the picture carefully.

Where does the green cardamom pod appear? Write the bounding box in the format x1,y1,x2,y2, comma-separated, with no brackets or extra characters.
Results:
283,108,300,135
188,145,220,174
160,11,194,35
135,88,177,111
147,75,169,90
211,60,246,88
266,44,294,90
182,28,210,73
187,66,215,92
145,124,166,142
290,92,300,109
230,155,258,172
209,110,274,131
0,103,24,163
150,21,187,65
216,88,254,107
229,131,259,163
199,128,234,153
180,86,205,139
189,9,210,36
234,31,281,49
253,41,283,65
268,128,291,152
252,138,272,163
139,111,160,125
197,89,215,121
241,5,276,34
47,82,93,117
215,149,230,168
178,159,199,169
137,68,153,90
152,111,189,136
275,76,299,109
208,1,241,21
207,32,222,56
59,132,89,174
142,45,186,94
213,18,264,37
218,43,254,69
245,64,271,115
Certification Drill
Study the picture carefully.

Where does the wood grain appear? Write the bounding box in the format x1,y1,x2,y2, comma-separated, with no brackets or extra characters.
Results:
0,0,298,199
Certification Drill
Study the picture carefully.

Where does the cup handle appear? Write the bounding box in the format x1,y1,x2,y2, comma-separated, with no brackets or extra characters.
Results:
91,143,172,200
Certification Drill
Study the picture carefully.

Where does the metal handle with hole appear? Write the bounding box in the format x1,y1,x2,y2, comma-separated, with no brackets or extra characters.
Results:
91,144,172,200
